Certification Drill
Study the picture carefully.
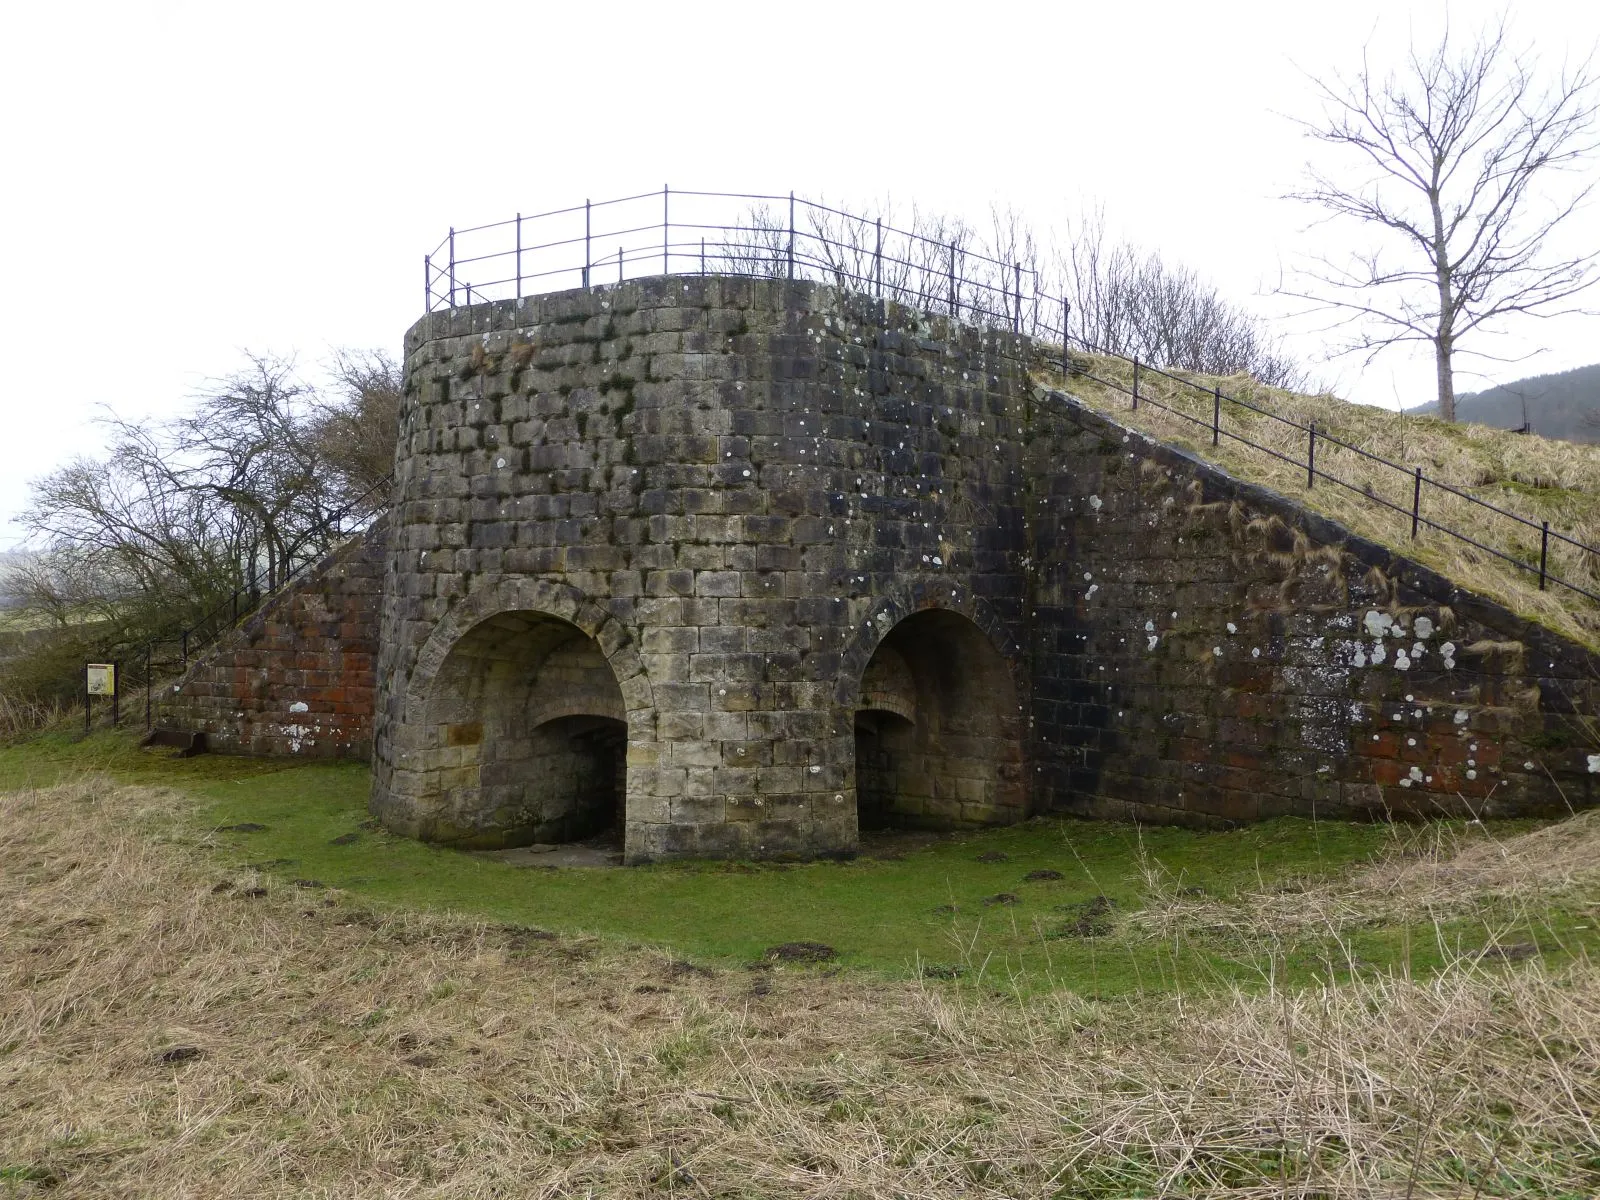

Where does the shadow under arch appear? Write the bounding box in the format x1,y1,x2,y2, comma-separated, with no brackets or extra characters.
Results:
380,579,653,850
847,604,1028,831
409,610,628,848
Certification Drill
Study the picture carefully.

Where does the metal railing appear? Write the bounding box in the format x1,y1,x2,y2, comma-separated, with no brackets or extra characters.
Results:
422,185,1599,610
426,187,1037,333
1036,335,1600,605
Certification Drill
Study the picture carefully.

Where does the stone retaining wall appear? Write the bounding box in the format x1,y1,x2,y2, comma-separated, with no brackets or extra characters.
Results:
159,517,387,758
160,277,1597,859
1025,395,1598,824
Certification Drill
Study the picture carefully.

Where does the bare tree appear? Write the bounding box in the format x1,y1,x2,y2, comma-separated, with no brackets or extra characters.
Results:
711,197,1299,386
1060,210,1303,388
1285,21,1599,420
172,354,335,591
309,349,403,501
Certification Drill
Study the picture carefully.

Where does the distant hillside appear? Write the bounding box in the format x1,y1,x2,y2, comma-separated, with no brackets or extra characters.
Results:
0,550,26,609
1408,363,1600,443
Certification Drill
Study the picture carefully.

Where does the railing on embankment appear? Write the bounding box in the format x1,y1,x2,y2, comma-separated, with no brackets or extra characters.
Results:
424,186,1599,609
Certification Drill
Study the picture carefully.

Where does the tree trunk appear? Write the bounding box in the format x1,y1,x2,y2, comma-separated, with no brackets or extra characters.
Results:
1434,334,1456,422
1429,184,1456,422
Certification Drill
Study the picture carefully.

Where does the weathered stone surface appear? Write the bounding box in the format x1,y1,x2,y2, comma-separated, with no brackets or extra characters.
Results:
1025,398,1599,826
372,278,1034,862
160,517,387,759
164,275,1599,860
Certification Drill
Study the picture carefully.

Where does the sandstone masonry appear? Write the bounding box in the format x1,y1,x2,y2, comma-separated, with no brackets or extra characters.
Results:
162,517,386,758
162,276,1598,859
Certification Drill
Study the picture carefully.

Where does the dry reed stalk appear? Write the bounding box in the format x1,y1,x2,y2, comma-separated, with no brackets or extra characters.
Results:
0,693,70,742
3,779,1597,1197
1039,354,1600,648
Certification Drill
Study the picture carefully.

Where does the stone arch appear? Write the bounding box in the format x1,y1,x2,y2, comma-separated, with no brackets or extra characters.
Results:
403,578,653,728
835,584,1027,712
387,580,652,849
840,588,1029,831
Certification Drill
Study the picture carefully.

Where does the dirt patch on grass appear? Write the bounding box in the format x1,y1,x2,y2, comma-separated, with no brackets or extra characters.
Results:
3,780,1598,1196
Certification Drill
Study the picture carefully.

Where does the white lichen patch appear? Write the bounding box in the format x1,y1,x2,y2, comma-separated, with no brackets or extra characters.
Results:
289,701,309,714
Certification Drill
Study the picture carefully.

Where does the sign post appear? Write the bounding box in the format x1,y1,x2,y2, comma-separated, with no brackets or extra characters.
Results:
86,662,117,731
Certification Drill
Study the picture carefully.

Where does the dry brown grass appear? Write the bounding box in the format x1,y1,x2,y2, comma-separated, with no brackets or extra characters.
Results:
1039,353,1600,649
0,693,69,744
1130,811,1600,946
4,778,1599,1197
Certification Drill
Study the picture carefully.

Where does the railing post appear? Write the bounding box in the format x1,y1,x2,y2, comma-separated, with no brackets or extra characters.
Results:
1411,468,1422,538
1539,521,1549,590
1307,422,1317,488
447,227,457,309
948,242,957,319
145,646,151,730
584,199,591,289
874,218,882,296
618,246,623,285
663,184,669,276
787,191,795,281
515,212,522,299
1061,298,1071,373
701,237,706,276
1132,358,1140,410
111,659,119,728
1013,262,1022,334
423,254,431,314
1212,386,1221,446
181,629,188,670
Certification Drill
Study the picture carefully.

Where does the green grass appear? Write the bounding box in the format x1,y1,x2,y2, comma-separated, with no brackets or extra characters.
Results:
4,728,1595,996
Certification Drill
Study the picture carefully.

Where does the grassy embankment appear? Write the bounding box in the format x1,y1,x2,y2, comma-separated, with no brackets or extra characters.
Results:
3,759,1599,1195
1040,354,1600,650
2,730,1595,998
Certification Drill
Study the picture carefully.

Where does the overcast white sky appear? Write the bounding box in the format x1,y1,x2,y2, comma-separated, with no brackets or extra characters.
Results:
2,0,1596,551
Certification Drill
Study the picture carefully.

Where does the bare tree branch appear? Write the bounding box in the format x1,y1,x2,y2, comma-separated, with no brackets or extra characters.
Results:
1283,19,1599,419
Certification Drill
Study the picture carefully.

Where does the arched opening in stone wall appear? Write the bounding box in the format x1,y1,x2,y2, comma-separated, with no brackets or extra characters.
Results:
419,612,628,849
853,609,1026,831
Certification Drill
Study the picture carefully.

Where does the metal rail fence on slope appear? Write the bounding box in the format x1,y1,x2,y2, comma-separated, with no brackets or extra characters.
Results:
424,186,1600,609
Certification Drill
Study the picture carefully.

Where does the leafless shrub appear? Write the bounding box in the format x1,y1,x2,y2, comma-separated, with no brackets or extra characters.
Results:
1061,209,1303,388
718,198,1300,387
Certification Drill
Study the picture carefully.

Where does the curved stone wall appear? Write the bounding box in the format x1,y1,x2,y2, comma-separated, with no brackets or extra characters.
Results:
360,274,1597,864
372,278,1036,861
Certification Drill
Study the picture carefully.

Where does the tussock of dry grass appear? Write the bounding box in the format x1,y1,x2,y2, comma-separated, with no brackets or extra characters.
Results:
0,694,69,743
1042,353,1600,648
1131,812,1600,948
4,779,1599,1197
